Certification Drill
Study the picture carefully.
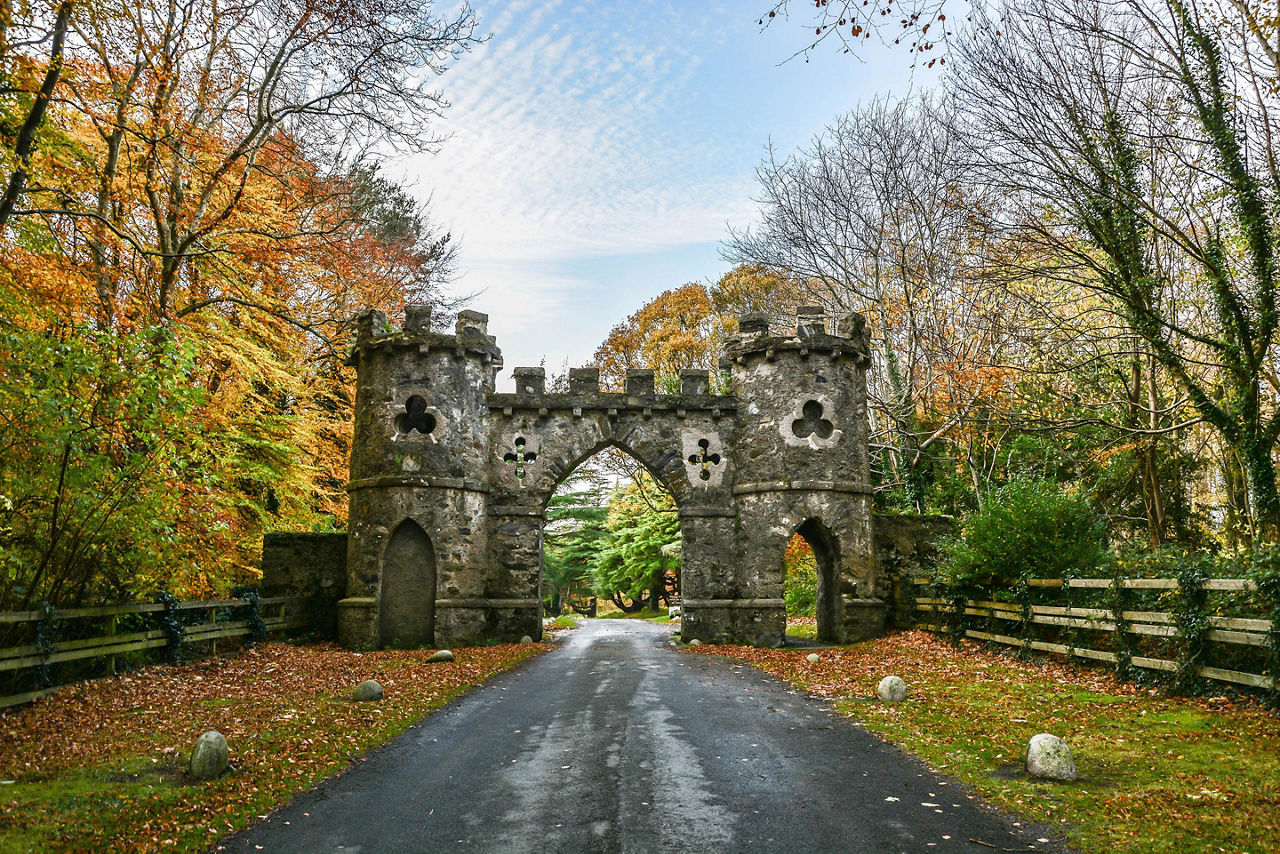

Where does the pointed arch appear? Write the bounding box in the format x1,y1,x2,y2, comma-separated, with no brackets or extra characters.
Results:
537,438,686,516
380,519,437,648
794,518,840,643
540,443,682,617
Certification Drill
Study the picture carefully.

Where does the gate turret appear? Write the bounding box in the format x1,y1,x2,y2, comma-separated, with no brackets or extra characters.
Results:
338,306,502,649
722,308,884,644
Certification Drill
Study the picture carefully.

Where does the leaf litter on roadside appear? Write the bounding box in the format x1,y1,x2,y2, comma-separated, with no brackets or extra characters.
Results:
0,641,545,851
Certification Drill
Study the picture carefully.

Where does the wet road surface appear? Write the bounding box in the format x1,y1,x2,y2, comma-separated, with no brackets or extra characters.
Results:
220,620,1058,853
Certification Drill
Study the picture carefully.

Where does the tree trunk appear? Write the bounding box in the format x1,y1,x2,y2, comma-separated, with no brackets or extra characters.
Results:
0,0,73,229
1241,436,1280,542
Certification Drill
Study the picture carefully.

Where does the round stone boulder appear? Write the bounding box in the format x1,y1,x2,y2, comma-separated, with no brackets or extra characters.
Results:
353,679,384,702
687,638,701,647
427,649,455,663
806,653,821,663
1026,733,1078,781
189,730,228,781
876,675,908,703
519,636,534,644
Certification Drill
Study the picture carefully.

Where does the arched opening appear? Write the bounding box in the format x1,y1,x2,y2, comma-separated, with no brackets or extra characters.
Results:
379,519,437,648
785,519,839,644
541,446,681,622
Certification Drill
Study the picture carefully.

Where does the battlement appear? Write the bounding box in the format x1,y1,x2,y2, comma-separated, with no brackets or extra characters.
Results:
348,306,503,367
489,364,735,415
724,307,870,366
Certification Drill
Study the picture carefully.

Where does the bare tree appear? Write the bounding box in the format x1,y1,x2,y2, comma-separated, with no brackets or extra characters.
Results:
725,95,1020,508
757,0,965,63
951,0,1280,537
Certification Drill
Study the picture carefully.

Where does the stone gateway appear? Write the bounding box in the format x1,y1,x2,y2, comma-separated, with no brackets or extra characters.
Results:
335,304,886,649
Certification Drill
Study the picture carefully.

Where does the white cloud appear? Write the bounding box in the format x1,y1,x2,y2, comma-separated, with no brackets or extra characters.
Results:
399,0,755,265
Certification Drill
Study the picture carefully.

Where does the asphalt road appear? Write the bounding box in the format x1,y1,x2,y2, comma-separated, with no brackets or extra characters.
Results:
220,620,1058,853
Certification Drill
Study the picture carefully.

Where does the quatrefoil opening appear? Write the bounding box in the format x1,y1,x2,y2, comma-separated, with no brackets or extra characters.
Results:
396,395,437,436
686,437,722,482
503,436,538,480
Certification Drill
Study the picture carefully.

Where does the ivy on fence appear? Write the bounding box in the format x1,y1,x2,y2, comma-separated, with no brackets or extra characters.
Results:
1171,560,1210,695
155,592,185,663
1254,562,1280,710
32,601,57,687
231,587,268,644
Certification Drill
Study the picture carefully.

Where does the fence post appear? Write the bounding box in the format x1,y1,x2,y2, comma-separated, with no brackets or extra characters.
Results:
106,614,117,676
208,606,218,656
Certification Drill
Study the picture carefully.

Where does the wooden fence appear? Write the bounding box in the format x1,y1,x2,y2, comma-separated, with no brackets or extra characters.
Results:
0,596,303,710
913,577,1276,693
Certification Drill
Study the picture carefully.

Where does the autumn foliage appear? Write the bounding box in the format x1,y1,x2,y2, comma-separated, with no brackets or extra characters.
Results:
0,0,474,607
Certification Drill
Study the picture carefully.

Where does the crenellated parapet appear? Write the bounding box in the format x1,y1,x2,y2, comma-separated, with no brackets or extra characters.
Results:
490,366,735,415
337,302,885,651
722,306,871,366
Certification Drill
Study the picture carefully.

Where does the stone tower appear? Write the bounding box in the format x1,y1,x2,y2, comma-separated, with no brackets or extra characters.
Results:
336,304,885,649
720,308,880,644
339,307,501,649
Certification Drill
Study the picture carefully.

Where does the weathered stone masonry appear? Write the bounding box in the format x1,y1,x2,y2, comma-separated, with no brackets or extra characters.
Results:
332,303,888,649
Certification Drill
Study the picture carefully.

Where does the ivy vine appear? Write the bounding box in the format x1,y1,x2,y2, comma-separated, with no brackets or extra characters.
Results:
1251,562,1280,710
1171,560,1210,695
232,586,267,644
1106,576,1138,681
1014,577,1034,660
155,591,185,664
32,601,57,688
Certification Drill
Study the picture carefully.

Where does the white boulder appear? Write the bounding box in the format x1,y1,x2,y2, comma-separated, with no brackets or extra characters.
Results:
1025,733,1078,781
190,730,228,781
876,675,908,702
353,679,384,702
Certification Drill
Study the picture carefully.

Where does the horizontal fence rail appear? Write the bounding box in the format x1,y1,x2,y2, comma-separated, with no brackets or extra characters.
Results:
0,596,304,710
912,577,1276,694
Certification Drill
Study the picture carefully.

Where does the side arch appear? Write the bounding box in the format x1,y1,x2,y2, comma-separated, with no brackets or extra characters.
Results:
380,519,437,648
794,518,840,643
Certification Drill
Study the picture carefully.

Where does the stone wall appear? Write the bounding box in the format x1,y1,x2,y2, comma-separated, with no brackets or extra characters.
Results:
261,532,348,639
873,513,955,626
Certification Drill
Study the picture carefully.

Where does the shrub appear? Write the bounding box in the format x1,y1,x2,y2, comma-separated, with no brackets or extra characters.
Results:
938,479,1107,586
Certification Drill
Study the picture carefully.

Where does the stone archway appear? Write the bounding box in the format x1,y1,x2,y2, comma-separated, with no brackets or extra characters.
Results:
379,519,437,648
793,518,840,643
335,305,886,649
538,443,684,616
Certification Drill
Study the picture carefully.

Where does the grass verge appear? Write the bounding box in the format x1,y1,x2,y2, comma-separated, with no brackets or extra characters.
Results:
546,614,579,630
0,641,545,852
688,629,1280,853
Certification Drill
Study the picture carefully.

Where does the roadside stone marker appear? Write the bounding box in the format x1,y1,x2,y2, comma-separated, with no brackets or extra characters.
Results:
354,680,384,701
877,675,907,702
190,730,229,781
1026,733,1078,781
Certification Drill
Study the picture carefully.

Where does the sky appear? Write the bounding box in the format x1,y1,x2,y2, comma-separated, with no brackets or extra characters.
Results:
395,0,930,389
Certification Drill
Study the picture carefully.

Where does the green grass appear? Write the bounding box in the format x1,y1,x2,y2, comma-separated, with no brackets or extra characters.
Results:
596,607,667,620
547,615,579,629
